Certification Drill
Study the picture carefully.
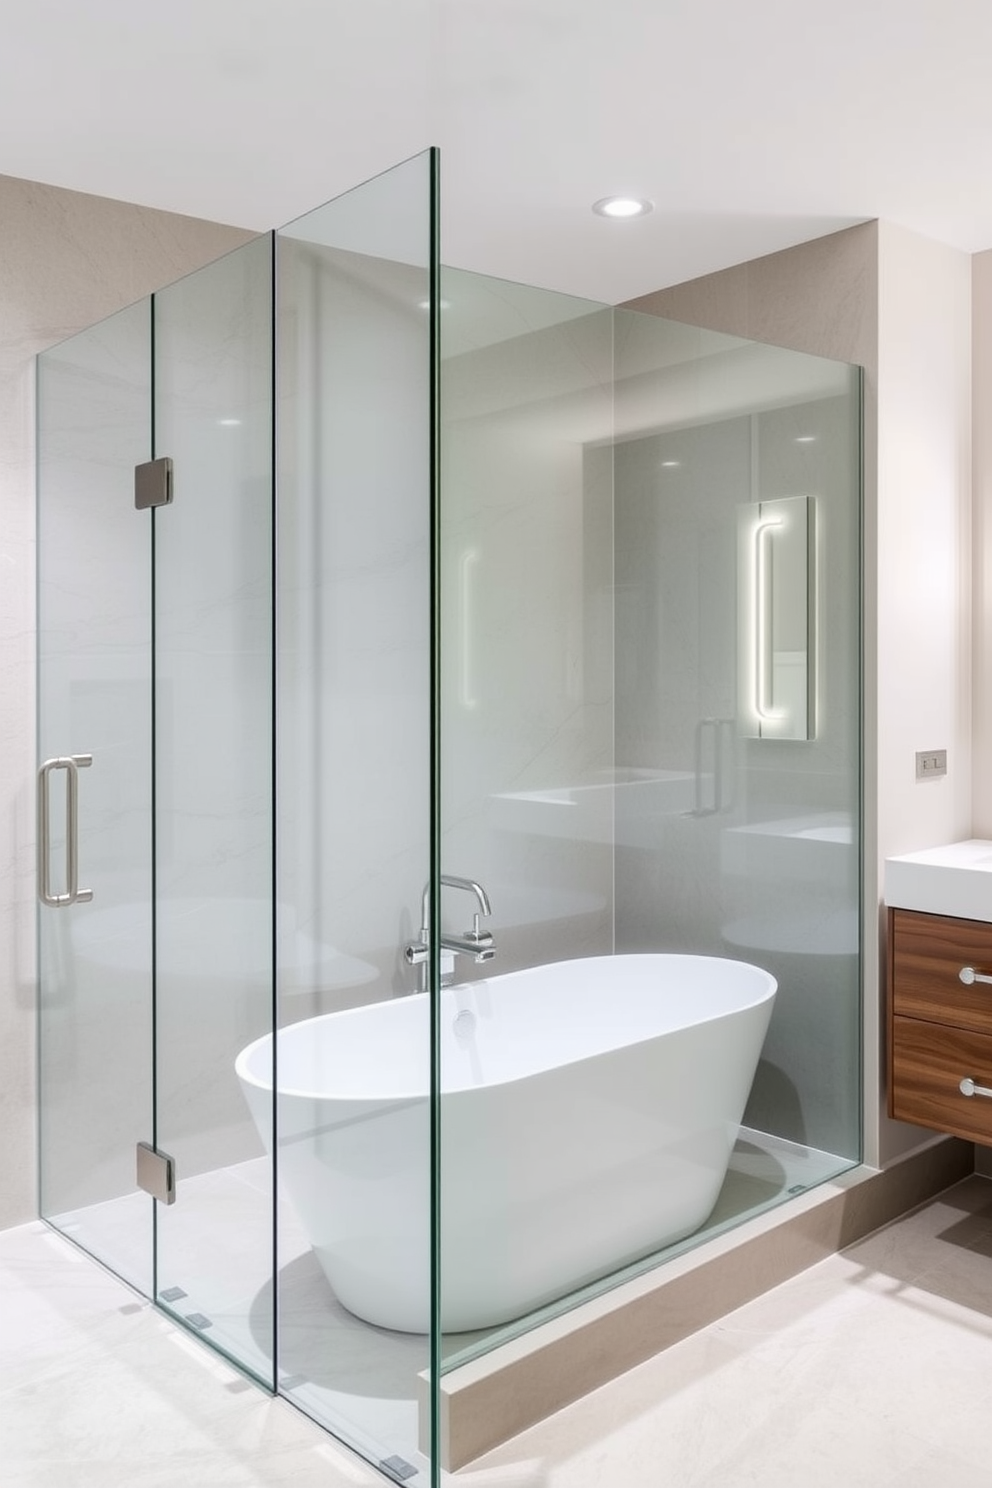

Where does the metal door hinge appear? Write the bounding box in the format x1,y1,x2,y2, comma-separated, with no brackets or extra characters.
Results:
136,1141,176,1204
135,457,173,510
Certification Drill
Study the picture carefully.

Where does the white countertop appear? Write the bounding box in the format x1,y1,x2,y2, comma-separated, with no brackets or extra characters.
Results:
885,839,992,922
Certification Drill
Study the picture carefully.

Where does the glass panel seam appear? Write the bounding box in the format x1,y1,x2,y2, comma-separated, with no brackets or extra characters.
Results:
150,291,160,1298
429,143,442,1488
269,226,279,1394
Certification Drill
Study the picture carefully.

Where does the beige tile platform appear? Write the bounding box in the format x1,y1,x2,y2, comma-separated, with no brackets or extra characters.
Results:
465,1170,992,1488
435,1136,973,1468
2,1148,988,1488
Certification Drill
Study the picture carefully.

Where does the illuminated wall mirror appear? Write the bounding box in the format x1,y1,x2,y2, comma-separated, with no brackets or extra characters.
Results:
738,495,815,740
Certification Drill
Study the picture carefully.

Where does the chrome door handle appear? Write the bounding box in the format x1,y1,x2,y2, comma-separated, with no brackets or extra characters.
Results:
959,966,992,986
960,1077,992,1100
691,717,736,817
693,718,718,816
37,754,93,908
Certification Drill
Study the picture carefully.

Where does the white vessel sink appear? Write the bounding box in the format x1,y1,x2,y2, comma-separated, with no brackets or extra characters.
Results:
884,839,992,922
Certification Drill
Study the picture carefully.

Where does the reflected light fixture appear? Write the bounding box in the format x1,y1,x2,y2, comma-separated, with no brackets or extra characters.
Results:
738,496,815,741
592,196,653,219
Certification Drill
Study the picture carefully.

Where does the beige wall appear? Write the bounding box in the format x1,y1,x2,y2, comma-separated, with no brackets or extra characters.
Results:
0,175,254,1229
874,224,972,1163
972,250,992,834
876,222,973,862
971,252,992,1179
625,219,974,1169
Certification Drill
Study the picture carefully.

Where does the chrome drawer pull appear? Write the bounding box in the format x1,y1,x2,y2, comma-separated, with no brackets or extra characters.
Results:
959,966,992,986
959,1077,992,1100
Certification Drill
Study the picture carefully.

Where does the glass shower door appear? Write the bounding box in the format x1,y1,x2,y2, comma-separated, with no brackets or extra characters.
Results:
37,299,155,1295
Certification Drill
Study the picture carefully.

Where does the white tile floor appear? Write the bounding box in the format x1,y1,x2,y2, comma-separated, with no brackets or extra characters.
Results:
2,1175,991,1487
40,1124,850,1483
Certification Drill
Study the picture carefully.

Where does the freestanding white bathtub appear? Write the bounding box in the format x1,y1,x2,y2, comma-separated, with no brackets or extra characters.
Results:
236,953,775,1333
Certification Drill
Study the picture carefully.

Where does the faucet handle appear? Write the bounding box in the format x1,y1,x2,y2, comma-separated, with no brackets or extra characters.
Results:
460,921,495,962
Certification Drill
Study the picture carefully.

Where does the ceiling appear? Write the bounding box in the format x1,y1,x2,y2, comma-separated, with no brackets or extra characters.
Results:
4,0,992,303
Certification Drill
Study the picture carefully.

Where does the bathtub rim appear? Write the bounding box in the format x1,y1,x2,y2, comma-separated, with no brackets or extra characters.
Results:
235,951,777,1103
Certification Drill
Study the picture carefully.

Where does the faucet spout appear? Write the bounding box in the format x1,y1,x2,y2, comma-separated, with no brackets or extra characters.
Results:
407,874,497,990
419,874,492,932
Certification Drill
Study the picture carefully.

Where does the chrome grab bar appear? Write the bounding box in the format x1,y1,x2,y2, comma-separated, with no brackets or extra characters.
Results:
37,754,93,908
959,1077,992,1100
959,966,992,986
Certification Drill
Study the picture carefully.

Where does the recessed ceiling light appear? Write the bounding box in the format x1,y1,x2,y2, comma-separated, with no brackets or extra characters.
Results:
795,435,817,444
592,196,653,219
661,460,681,468
218,418,242,427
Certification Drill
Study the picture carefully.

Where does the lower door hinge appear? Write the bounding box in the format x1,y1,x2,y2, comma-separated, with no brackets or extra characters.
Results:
136,1141,176,1205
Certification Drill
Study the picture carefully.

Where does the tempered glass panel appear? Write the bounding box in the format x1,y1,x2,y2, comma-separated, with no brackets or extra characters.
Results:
437,269,615,1362
439,303,862,1374
612,315,862,1163
151,235,275,1386
37,300,154,1294
275,151,436,1484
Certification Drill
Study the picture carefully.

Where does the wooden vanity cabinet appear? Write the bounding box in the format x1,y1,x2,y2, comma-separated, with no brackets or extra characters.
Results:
888,907,992,1144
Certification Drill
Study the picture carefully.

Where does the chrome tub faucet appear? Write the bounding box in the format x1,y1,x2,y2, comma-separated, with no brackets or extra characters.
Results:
405,875,496,991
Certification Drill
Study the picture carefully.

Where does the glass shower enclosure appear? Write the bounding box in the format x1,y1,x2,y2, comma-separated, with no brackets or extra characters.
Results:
37,149,862,1486
37,151,439,1480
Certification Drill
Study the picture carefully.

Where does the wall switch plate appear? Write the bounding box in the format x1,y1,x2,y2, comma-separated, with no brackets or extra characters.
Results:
916,749,947,780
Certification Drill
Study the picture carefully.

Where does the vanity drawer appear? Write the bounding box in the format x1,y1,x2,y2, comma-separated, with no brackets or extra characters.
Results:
890,908,992,1035
891,1015,992,1143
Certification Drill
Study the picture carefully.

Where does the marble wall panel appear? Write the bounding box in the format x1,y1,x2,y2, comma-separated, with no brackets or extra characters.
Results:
276,239,434,1011
438,283,615,975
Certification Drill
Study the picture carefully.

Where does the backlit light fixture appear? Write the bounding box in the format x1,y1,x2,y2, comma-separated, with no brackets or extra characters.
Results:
592,196,653,219
737,496,816,741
